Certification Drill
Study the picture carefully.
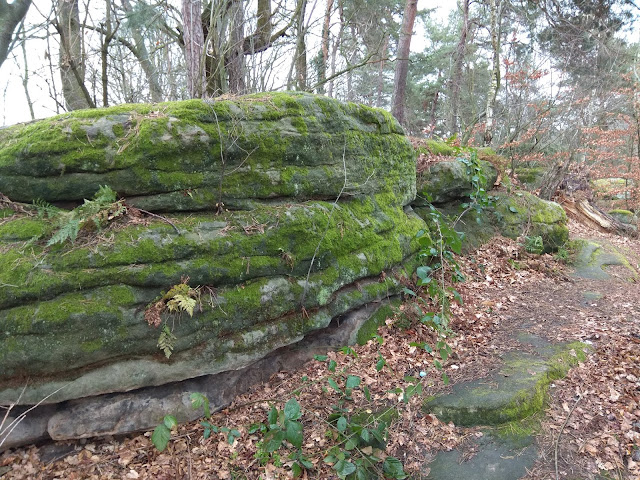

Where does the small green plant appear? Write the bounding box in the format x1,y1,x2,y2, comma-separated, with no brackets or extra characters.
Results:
457,151,496,224
251,398,312,476
42,185,126,246
523,235,544,254
145,278,200,358
151,414,178,452
312,356,407,479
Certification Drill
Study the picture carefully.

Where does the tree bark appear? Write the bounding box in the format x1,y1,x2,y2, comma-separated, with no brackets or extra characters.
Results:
120,0,163,102
0,0,31,70
294,0,307,90
57,0,94,110
316,0,333,94
448,0,470,135
181,0,205,98
226,0,246,94
483,0,501,146
391,0,418,125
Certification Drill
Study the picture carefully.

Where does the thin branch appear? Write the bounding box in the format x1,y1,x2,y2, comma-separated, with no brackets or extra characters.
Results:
554,393,582,480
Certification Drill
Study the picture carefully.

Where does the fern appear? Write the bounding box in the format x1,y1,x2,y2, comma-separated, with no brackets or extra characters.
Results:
167,294,196,316
157,324,177,359
33,198,61,219
46,218,80,246
44,185,125,246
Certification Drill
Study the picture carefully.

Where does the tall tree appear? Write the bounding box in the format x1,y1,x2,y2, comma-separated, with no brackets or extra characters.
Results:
0,0,31,70
391,0,418,124
56,0,94,110
182,0,205,98
483,0,503,146
449,0,471,135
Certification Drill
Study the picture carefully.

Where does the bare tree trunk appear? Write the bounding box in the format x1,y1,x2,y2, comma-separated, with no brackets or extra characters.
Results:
317,0,333,94
100,0,117,107
391,0,418,125
483,0,501,146
375,33,388,108
18,23,34,120
181,0,205,98
120,0,162,102
226,0,246,94
449,0,470,135
56,0,94,110
327,0,343,97
0,0,31,70
294,0,307,90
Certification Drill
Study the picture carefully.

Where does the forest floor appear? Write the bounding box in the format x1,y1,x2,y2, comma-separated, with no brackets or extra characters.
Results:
1,220,639,480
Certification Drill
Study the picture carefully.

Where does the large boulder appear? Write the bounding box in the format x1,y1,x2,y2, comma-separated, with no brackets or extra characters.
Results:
0,93,422,446
0,92,415,210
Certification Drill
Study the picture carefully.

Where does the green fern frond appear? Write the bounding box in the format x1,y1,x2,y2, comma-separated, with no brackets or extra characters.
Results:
157,324,177,359
47,219,80,246
174,294,196,316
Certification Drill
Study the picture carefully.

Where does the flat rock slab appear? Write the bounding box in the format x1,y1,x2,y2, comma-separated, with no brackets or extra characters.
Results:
423,342,586,427
426,436,537,480
572,239,638,281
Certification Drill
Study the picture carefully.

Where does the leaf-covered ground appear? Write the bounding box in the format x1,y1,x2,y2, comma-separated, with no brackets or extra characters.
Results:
1,221,639,479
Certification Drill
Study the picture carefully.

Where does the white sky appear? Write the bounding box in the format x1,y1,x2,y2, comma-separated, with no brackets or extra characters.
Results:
0,0,451,127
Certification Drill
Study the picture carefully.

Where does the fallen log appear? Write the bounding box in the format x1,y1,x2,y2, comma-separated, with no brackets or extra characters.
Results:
559,194,637,237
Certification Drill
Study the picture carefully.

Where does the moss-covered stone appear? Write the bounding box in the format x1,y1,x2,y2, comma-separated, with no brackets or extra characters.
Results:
492,191,568,252
423,342,588,427
0,93,416,210
608,209,636,225
514,166,545,187
415,158,498,205
572,238,638,281
0,192,424,404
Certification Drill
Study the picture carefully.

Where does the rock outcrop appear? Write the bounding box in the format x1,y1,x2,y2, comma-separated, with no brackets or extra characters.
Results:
0,93,421,447
0,94,571,449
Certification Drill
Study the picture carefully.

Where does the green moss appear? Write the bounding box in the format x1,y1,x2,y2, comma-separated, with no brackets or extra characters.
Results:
356,300,400,345
492,191,568,252
80,338,104,353
423,343,589,427
0,216,50,241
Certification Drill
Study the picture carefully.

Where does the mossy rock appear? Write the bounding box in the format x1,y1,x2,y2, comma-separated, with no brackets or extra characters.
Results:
608,209,636,225
415,158,498,205
0,193,424,405
423,342,588,427
571,239,638,281
514,166,546,187
0,92,416,210
492,191,568,252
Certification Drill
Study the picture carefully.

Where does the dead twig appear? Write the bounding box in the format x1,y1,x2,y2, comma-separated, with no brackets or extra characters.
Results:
555,393,582,480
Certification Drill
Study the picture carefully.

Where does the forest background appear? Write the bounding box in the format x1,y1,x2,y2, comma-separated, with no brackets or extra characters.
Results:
1,0,640,208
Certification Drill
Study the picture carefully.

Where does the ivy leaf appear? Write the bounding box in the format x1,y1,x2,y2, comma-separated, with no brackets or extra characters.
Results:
328,378,341,393
163,415,178,430
284,398,302,421
376,355,386,372
285,419,303,448
151,423,172,452
334,459,356,478
337,416,347,432
344,437,359,450
264,429,285,452
383,457,407,479
268,406,278,427
345,375,361,390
